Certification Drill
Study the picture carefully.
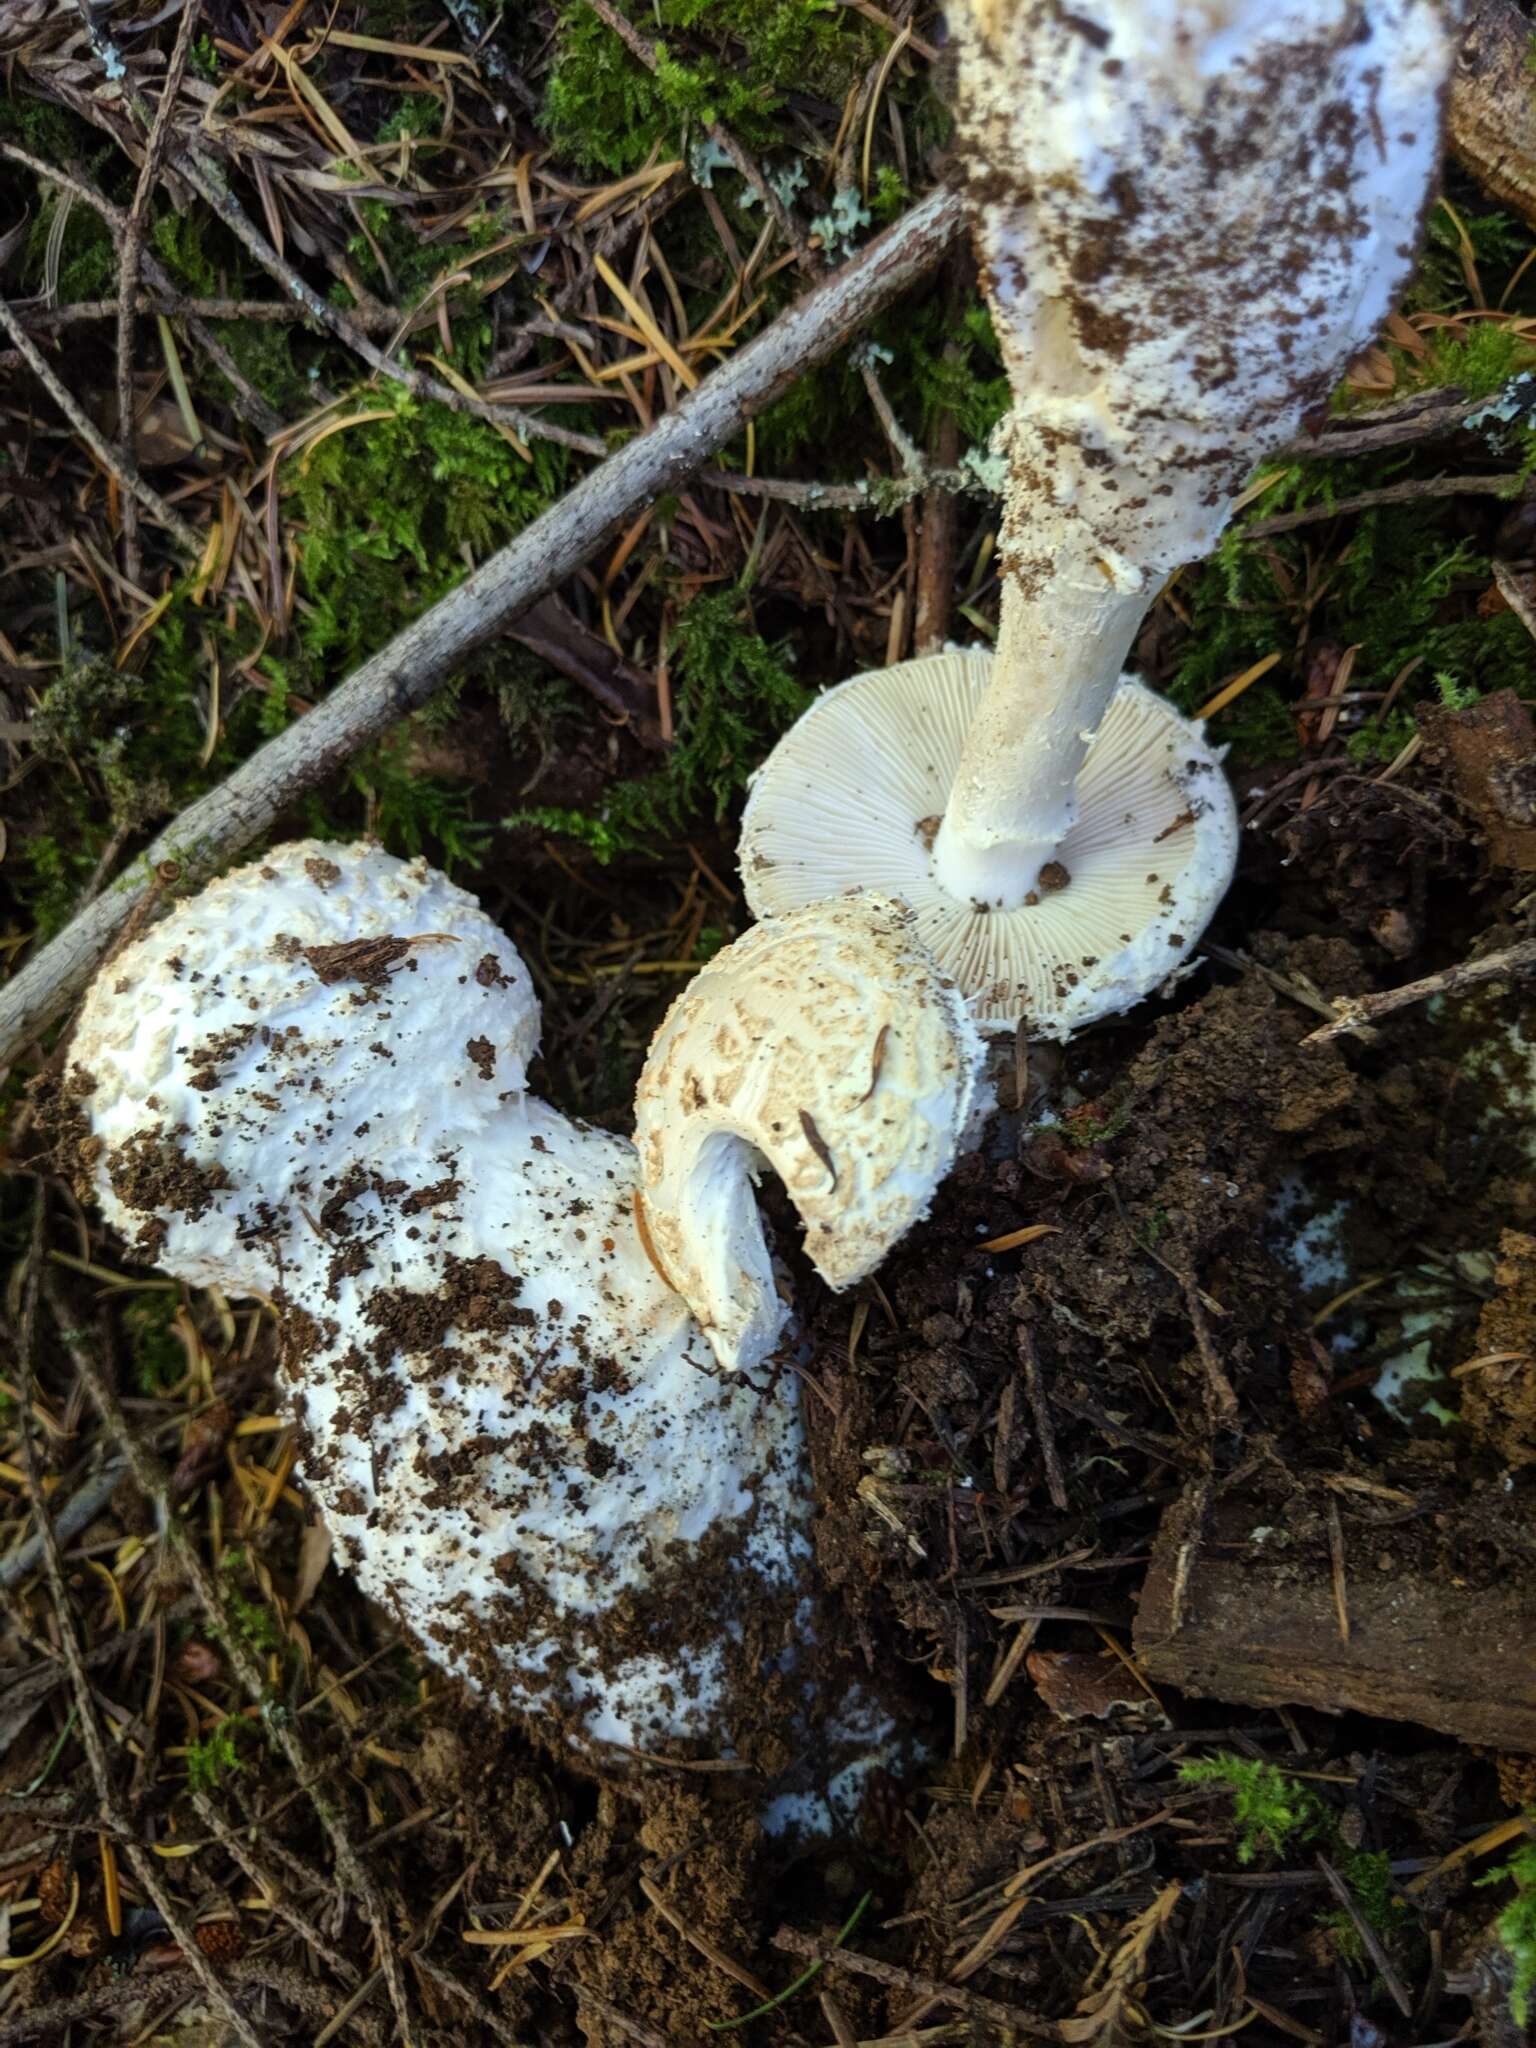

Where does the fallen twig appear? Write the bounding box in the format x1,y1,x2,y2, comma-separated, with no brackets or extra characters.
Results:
115,0,201,582
1245,471,1525,535
770,1927,1064,2041
1018,1326,1068,1512
0,1455,128,1591
1316,1854,1412,2017
0,185,967,1069
0,295,201,553
1303,933,1536,1043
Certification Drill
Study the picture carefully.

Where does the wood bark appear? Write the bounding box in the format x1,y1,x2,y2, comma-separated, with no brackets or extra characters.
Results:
0,187,967,1073
1135,1483,1536,1753
1449,0,1536,229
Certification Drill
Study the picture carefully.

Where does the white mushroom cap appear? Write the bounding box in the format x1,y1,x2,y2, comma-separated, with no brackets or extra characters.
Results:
634,892,988,1369
65,843,982,1753
70,841,541,1295
739,650,1238,1036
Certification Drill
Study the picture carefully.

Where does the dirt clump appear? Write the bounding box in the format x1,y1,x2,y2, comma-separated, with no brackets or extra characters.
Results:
1461,1228,1536,1466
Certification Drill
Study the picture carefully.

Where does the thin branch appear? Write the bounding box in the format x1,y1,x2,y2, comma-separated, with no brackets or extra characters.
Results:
19,295,414,331
0,185,968,1068
0,1455,128,1591
116,0,201,581
770,1927,1064,2041
1245,471,1525,535
0,295,201,552
1303,932,1536,1043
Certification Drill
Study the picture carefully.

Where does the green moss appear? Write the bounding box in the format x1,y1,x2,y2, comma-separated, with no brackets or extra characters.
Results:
1405,202,1534,321
124,1294,185,1395
1324,1850,1412,1966
378,93,443,142
185,1715,247,1792
286,387,569,670
212,317,312,414
216,1550,284,1654
1172,479,1533,768
755,290,1006,475
1179,1754,1328,1864
1480,1840,1536,2027
508,585,810,858
545,0,877,176
150,210,223,297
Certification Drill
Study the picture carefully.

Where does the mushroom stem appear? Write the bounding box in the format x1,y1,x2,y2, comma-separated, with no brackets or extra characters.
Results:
736,0,1458,1026
931,569,1149,907
929,0,1455,909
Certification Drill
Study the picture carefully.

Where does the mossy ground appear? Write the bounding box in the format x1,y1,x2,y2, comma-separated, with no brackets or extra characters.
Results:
4,3,1536,2040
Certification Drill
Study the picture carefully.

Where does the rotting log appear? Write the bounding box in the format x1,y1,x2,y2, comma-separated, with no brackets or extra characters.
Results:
1134,1484,1536,1754
0,185,966,1075
1449,0,1536,231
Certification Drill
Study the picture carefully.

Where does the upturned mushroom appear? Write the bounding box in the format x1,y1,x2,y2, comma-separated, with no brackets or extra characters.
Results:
740,0,1457,1032
63,841,984,1755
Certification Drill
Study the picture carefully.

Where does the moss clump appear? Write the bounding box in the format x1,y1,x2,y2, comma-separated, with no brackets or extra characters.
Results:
216,1550,284,1655
1323,1849,1412,1966
1179,1754,1328,1864
185,1715,247,1793
544,0,878,176
756,293,1008,476
124,1294,185,1396
286,388,570,670
1481,1840,1536,2027
509,585,810,859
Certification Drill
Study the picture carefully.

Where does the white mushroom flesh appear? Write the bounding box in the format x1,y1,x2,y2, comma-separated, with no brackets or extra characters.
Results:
65,842,983,1749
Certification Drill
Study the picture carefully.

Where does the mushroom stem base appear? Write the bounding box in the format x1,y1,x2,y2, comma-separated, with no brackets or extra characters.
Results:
929,815,1064,912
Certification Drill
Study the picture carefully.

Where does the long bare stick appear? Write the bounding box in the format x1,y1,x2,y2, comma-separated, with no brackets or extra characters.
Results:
0,183,964,1047
1304,933,1536,1044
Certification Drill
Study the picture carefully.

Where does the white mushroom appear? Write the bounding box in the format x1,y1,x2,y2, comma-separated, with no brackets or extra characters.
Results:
740,0,1457,1034
64,841,983,1754
634,895,986,1369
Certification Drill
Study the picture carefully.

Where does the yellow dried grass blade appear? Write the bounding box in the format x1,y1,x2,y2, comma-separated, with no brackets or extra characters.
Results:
594,253,698,390
976,1223,1063,1254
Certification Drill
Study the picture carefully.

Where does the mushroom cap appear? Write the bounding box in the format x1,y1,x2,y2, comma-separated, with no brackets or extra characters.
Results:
738,651,1238,1035
68,838,541,1296
633,892,988,1371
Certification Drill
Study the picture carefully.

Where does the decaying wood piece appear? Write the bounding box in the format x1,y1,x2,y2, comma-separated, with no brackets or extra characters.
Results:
1135,1484,1536,1753
0,186,966,1074
1449,0,1536,229
1419,688,1536,872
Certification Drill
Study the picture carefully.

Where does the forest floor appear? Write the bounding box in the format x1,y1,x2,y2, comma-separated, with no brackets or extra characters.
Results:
4,2,1536,2044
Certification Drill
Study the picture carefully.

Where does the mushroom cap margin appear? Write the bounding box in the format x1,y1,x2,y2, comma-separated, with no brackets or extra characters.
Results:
737,651,1239,1036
